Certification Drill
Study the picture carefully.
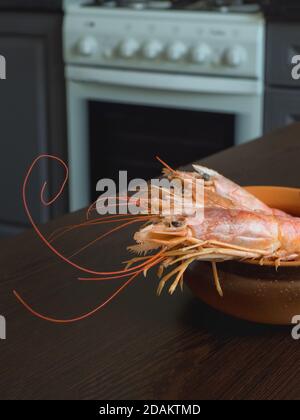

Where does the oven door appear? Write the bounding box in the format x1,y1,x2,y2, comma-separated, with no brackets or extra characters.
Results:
66,66,263,210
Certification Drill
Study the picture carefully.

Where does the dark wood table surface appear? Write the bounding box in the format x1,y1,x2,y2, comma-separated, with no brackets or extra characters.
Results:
1,123,300,400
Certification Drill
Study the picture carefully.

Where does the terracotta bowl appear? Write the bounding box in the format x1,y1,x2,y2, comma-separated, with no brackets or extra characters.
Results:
185,186,300,325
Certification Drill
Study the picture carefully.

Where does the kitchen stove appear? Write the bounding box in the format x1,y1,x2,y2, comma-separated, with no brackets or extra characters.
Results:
65,0,264,78
63,0,265,210
64,1,264,78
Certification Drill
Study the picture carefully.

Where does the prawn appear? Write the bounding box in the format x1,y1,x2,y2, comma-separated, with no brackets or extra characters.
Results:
159,157,289,216
13,155,300,323
132,207,300,296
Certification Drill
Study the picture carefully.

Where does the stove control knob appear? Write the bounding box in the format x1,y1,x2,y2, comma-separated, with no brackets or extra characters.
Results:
77,36,98,56
119,38,140,59
142,40,164,60
166,41,188,62
223,46,247,67
191,43,212,64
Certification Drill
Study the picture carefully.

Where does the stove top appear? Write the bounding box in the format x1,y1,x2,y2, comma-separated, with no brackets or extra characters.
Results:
86,0,261,13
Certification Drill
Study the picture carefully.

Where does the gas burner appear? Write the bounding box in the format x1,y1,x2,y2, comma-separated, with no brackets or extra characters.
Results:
147,1,173,10
101,0,118,7
184,0,261,13
127,0,172,10
91,0,261,13
127,0,147,10
94,0,173,10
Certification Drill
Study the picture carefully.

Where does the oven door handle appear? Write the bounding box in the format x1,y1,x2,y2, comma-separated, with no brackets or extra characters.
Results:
66,66,262,95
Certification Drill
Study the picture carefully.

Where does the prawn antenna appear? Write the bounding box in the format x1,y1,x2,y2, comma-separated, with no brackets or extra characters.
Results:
14,154,163,323
155,156,177,174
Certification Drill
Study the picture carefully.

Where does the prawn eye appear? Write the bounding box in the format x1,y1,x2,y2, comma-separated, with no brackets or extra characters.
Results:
203,173,211,182
171,220,183,228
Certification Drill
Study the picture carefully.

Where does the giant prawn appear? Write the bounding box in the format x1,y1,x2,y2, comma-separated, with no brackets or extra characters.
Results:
13,155,300,323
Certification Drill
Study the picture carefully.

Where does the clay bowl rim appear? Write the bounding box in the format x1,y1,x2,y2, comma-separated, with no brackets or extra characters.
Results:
240,185,300,268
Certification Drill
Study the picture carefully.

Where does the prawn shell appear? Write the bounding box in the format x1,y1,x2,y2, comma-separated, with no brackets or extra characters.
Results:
185,186,300,325
245,186,300,220
244,186,300,266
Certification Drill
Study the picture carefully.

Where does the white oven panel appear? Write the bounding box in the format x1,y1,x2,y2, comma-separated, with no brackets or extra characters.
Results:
64,8,265,79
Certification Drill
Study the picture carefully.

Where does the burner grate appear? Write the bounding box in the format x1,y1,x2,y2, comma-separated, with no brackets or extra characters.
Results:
89,0,261,13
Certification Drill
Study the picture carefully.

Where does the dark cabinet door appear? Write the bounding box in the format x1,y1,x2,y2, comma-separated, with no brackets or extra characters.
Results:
264,88,300,133
266,22,300,87
0,13,67,236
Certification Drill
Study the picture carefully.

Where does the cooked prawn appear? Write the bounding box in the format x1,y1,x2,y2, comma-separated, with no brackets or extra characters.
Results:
161,159,289,216
132,207,300,296
13,155,300,324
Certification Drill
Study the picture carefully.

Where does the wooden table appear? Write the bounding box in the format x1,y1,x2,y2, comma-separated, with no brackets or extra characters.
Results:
1,123,300,400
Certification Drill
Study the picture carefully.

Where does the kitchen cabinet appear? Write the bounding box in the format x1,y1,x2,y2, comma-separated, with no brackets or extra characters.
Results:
264,21,300,132
265,88,300,132
0,12,67,237
0,1,62,12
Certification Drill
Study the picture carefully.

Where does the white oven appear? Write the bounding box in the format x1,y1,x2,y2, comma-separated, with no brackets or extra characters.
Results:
64,4,265,211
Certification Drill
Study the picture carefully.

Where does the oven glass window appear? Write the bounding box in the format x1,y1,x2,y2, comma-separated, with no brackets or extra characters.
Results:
89,101,234,199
